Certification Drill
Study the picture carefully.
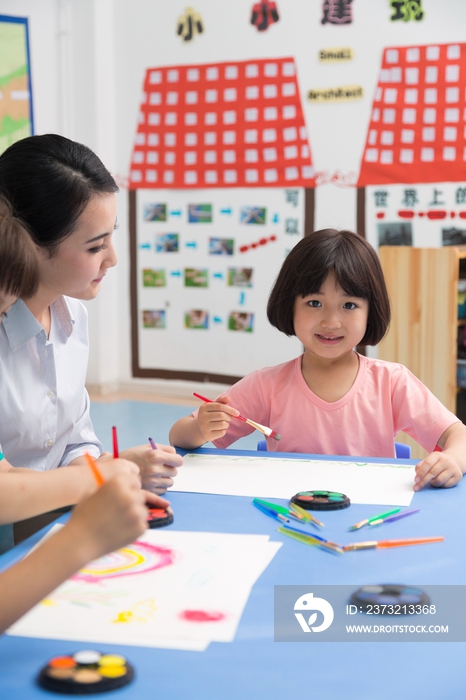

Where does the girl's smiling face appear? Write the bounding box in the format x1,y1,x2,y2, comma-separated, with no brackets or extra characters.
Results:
37,193,118,301
293,272,369,362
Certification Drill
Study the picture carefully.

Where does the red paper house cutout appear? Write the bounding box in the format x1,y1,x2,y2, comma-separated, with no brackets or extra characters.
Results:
129,57,315,189
358,43,466,186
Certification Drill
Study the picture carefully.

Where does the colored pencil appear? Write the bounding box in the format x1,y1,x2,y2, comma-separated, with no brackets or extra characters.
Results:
85,452,105,487
343,536,444,552
253,498,290,516
193,392,281,441
148,437,157,450
289,502,325,528
280,522,342,548
277,526,344,555
349,508,401,531
368,508,420,527
112,425,119,458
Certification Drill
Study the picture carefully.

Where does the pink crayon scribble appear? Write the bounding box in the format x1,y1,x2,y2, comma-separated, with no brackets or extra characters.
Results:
73,542,176,582
179,610,226,623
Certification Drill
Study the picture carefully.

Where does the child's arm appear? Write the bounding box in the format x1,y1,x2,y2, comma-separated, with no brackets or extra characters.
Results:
0,471,150,634
169,395,239,449
0,458,169,524
414,422,466,490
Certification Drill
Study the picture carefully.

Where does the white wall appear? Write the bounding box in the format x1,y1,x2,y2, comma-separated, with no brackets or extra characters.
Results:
2,0,466,393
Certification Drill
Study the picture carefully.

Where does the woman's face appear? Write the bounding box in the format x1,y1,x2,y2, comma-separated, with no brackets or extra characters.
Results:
38,193,117,300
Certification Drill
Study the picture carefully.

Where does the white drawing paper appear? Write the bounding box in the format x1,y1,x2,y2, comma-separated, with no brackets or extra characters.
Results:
173,454,416,506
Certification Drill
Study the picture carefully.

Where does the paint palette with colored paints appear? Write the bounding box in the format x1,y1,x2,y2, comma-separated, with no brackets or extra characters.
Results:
350,584,430,613
37,650,134,694
290,490,350,511
147,507,174,529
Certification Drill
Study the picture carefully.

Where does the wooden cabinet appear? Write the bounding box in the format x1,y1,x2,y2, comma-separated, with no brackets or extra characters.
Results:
378,245,466,459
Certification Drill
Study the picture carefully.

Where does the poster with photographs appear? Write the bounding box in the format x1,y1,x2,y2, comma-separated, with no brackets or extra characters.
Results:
134,187,304,378
364,182,466,251
358,43,466,252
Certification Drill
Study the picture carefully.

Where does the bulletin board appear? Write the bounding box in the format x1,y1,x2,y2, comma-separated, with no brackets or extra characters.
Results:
0,14,34,154
120,1,466,383
357,42,466,250
129,187,311,382
129,56,314,382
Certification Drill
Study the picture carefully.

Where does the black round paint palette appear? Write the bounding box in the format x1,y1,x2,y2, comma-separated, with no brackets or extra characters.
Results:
291,490,350,511
37,650,134,694
147,507,174,529
350,584,430,613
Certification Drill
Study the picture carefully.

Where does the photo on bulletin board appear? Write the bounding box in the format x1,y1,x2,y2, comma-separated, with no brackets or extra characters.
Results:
142,310,166,329
185,309,209,329
227,268,254,287
184,268,209,287
188,204,213,223
155,233,179,252
142,269,166,287
443,228,466,246
228,311,254,332
240,206,267,225
144,203,167,221
377,222,413,247
209,237,235,256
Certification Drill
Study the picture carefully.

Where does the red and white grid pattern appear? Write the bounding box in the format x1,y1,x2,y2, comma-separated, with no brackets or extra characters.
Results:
358,43,466,186
129,57,315,189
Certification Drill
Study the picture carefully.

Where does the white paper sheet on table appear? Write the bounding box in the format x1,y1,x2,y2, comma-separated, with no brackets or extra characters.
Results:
7,526,281,652
173,454,416,506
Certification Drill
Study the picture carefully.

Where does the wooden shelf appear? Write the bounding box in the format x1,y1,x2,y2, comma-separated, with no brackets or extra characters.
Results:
379,246,463,459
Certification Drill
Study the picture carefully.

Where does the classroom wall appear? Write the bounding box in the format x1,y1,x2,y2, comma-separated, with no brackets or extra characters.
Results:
2,0,466,395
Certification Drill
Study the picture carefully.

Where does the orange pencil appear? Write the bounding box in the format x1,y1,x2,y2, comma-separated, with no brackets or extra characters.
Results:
85,452,105,487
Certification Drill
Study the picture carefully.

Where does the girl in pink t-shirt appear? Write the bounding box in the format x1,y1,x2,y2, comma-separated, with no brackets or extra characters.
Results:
169,229,466,490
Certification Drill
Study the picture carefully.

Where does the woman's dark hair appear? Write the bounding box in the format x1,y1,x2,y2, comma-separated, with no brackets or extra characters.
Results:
0,196,38,298
267,228,391,346
0,134,118,255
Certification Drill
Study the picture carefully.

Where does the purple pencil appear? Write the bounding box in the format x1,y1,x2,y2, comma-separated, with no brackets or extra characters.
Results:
369,508,420,527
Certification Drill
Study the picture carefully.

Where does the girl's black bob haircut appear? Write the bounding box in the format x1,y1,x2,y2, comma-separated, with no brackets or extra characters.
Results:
267,228,391,347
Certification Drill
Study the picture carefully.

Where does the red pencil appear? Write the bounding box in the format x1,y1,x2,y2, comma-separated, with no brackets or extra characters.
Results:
112,425,119,458
193,392,281,441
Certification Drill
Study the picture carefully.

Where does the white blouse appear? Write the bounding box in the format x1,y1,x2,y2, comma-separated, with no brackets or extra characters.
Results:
0,297,102,470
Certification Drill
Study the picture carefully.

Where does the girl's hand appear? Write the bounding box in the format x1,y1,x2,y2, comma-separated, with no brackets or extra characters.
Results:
414,451,463,490
197,395,240,442
97,457,139,481
144,490,170,510
67,472,148,561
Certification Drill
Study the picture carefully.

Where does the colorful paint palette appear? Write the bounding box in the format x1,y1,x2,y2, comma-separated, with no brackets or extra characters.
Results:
290,490,350,511
350,584,430,613
147,507,174,529
37,650,134,694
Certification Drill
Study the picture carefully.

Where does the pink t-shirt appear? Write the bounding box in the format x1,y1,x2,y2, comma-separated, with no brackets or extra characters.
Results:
207,354,459,457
